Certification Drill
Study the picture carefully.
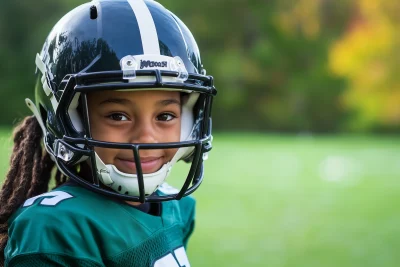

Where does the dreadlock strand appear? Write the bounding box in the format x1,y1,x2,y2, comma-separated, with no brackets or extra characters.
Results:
0,118,31,204
17,118,43,198
0,117,33,218
0,116,55,263
0,153,22,205
5,117,42,212
0,116,35,265
7,149,34,207
26,147,43,198
27,150,54,198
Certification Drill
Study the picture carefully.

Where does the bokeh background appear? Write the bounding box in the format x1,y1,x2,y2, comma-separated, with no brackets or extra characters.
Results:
1,0,400,266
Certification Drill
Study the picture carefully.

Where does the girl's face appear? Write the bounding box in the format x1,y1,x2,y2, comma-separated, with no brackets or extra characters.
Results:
87,90,181,174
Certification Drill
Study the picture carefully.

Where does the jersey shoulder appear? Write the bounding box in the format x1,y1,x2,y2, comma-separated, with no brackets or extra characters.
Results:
6,184,157,263
6,185,108,264
8,184,118,225
157,182,196,224
157,183,196,244
6,184,196,266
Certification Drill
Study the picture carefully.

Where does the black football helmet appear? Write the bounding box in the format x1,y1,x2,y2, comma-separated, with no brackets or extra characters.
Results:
27,0,217,203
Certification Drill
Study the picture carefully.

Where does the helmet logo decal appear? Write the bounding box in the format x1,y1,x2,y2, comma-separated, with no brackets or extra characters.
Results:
120,55,189,82
140,60,168,69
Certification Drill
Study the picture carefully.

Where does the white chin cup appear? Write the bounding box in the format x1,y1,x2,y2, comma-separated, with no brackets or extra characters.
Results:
94,144,191,197
97,155,172,196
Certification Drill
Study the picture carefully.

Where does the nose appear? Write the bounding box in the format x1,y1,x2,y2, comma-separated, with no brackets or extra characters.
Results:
130,119,157,144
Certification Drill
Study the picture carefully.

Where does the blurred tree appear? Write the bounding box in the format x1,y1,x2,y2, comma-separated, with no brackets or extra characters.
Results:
329,0,400,131
164,0,351,132
0,0,83,125
0,0,374,133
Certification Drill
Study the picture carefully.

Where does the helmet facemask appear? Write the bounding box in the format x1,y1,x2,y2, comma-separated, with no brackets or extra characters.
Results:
30,54,215,203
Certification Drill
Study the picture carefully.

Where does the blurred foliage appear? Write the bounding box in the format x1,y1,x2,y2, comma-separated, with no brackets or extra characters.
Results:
0,0,398,132
329,0,400,131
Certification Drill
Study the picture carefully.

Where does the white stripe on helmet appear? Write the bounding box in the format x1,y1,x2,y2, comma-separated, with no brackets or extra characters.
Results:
127,0,160,55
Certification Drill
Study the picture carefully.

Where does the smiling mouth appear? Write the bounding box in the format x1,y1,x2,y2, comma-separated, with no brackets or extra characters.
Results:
116,157,163,174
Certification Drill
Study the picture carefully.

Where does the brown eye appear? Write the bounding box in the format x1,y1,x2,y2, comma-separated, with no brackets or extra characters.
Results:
109,113,128,121
157,113,175,122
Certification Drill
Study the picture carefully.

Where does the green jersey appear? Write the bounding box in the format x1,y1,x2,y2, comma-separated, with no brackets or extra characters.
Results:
4,183,195,267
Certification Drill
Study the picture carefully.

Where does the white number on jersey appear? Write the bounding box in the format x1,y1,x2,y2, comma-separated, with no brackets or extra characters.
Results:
153,247,190,267
23,191,74,207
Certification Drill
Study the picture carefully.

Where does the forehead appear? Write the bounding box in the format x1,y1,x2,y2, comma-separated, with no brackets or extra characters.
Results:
87,89,181,103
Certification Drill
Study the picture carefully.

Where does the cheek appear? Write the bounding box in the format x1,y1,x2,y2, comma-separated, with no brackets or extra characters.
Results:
163,120,181,142
162,148,179,164
91,124,129,143
153,117,181,143
95,147,128,165
92,129,129,164
94,147,116,164
163,122,181,161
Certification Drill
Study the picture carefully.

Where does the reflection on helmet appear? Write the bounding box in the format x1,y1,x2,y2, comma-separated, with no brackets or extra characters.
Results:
28,0,217,203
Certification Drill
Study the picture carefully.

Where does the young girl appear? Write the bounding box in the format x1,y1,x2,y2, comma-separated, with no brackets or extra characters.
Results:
0,0,216,266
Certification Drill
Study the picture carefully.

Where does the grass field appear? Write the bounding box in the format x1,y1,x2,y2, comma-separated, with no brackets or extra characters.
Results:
1,131,400,266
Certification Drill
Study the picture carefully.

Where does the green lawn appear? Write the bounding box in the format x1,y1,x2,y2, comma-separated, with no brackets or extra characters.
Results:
1,131,400,266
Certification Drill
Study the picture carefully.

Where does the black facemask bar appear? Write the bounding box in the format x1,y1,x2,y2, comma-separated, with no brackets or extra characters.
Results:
49,69,216,202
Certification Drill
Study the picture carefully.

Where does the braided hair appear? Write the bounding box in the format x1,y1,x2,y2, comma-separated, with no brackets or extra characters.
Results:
0,116,66,264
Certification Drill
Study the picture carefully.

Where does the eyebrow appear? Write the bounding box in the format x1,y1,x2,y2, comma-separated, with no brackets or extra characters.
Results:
99,98,181,106
99,98,131,105
157,98,181,106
